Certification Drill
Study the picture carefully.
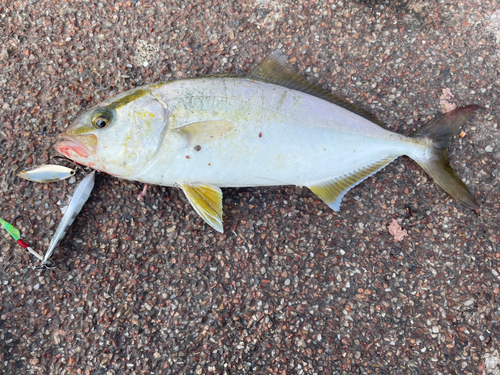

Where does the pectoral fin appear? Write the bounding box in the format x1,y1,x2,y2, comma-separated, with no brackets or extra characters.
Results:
180,183,224,233
308,157,395,211
173,120,234,145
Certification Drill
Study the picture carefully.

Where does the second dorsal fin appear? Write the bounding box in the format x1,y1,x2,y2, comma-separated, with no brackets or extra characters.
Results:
249,50,387,129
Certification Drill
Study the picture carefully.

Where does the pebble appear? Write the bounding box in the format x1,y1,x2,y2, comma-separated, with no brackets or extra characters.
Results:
464,299,475,307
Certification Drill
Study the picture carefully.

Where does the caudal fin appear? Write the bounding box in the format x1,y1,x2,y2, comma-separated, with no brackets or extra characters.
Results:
412,105,481,209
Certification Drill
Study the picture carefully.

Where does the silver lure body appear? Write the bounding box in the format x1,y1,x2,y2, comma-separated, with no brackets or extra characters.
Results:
42,171,95,265
17,164,75,183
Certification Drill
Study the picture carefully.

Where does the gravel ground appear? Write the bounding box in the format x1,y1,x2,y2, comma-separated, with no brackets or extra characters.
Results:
1,1,499,374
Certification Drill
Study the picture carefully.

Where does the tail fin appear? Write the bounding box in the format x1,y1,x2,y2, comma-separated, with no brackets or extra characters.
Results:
412,105,481,209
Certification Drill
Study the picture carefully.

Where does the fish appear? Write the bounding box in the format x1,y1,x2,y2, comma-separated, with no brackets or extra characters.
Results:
42,171,95,266
17,164,76,182
55,51,480,233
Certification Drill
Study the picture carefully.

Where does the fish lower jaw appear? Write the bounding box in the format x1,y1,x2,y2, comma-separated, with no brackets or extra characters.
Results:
55,140,90,160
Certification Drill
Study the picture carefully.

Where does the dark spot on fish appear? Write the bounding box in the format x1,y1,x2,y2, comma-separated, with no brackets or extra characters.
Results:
194,145,201,151
259,132,262,138
185,155,190,159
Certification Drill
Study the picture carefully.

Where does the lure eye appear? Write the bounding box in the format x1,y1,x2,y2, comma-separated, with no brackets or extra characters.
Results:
91,109,113,129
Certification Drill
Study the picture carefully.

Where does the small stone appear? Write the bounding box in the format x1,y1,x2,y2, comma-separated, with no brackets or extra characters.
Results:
100,357,109,367
284,278,291,286
485,145,493,152
30,357,40,365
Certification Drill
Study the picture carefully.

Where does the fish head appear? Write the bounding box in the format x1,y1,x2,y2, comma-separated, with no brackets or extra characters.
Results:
55,88,169,177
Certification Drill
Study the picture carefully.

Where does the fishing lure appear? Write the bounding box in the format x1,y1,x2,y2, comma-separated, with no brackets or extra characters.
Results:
0,217,44,260
17,164,76,183
41,171,96,266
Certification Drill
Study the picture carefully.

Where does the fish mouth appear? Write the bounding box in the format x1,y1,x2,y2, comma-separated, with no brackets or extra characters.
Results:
55,134,97,159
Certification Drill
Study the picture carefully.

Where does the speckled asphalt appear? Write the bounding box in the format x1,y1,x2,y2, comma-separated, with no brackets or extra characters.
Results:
1,1,499,374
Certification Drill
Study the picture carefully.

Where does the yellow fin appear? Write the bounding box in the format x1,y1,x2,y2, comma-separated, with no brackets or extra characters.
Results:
180,183,223,233
174,120,234,145
308,157,395,211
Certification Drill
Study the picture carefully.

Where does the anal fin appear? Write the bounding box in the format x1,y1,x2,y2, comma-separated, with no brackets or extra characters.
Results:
307,157,395,211
180,183,223,233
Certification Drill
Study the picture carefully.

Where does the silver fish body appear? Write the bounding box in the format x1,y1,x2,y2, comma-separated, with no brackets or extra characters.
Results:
127,78,424,188
55,51,480,232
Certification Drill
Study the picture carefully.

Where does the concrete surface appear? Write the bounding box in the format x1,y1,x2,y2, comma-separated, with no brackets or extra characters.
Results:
0,0,499,374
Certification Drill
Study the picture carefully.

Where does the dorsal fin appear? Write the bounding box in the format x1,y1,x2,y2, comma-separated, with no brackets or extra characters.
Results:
249,50,387,129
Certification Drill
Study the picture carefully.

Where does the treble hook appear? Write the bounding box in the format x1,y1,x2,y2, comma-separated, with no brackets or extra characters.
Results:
10,214,33,228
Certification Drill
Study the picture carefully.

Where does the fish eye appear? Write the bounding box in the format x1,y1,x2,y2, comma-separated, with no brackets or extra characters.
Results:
91,108,114,129
96,119,107,128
